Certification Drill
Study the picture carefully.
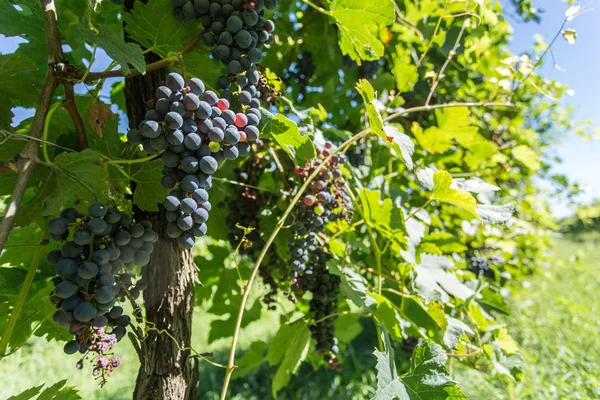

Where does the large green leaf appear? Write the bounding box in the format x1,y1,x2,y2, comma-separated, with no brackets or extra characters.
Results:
356,79,384,136
358,188,407,247
329,0,395,63
414,254,474,303
268,320,311,399
79,23,146,74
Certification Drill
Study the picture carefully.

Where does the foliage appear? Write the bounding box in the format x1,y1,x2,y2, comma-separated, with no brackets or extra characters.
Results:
0,0,591,399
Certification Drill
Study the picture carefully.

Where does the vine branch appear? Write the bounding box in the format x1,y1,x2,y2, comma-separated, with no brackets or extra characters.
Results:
63,82,88,150
0,0,64,256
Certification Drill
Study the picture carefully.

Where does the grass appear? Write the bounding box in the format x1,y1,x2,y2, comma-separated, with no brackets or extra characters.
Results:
454,237,600,399
2,236,599,399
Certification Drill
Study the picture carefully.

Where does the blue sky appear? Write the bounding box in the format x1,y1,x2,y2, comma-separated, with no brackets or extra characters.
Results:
1,1,598,217
507,1,600,216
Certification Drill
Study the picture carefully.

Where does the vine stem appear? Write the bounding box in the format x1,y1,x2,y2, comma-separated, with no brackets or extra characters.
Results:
0,233,48,357
218,128,369,400
405,199,431,221
106,151,163,165
0,0,64,256
42,102,62,164
385,101,514,122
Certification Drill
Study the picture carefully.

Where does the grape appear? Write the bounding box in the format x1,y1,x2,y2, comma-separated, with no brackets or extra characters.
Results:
178,233,195,249
217,75,231,89
129,224,145,238
72,230,92,246
181,156,199,173
167,222,184,238
62,296,83,312
194,0,210,13
188,78,205,95
193,101,210,120
55,258,78,278
181,198,198,214
140,120,161,138
224,126,240,145
48,218,69,235
211,106,222,118
47,250,62,265
119,246,135,263
55,281,78,298
184,133,202,150
74,302,97,322
165,111,184,129
247,113,260,126
265,0,277,9
213,117,226,130
181,175,200,192
92,249,110,265
108,306,123,319
235,30,252,48
191,222,208,237
217,98,230,110
208,127,224,142
183,93,200,111
238,90,252,105
192,207,209,223
61,208,81,222
214,44,230,60
192,188,209,203
210,3,222,17
127,129,144,145
238,142,251,156
170,101,185,116
200,156,218,174
134,250,150,266
201,201,212,212
61,241,83,258
235,113,248,128
242,10,258,26
150,135,168,151
202,33,216,47
177,215,194,231
248,48,262,63
93,315,108,327
167,72,185,91
64,340,81,355
244,125,259,141
227,16,243,33
161,175,177,189
218,32,233,46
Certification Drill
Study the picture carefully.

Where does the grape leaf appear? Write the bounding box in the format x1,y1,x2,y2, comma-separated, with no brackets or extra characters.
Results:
443,317,473,350
369,294,406,341
123,0,198,55
477,203,515,224
78,23,146,74
431,171,478,219
112,159,169,212
358,188,407,247
233,341,267,378
414,254,475,303
373,330,409,400
260,111,316,165
18,149,109,221
268,320,311,399
329,0,395,63
0,0,44,40
512,144,541,170
356,79,384,136
383,125,414,169
0,53,41,109
7,380,81,400
399,342,466,399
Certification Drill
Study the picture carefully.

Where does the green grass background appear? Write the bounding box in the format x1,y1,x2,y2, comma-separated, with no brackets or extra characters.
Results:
1,237,598,399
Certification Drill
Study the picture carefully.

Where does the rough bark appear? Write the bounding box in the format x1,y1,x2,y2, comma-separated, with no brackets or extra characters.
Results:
124,56,199,400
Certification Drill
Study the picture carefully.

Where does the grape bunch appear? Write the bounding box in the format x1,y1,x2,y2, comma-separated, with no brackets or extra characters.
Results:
467,253,502,279
47,202,157,381
126,72,261,249
172,0,277,73
289,142,351,285
286,142,351,367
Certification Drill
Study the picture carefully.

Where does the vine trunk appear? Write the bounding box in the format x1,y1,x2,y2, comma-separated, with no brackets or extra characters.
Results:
123,52,198,400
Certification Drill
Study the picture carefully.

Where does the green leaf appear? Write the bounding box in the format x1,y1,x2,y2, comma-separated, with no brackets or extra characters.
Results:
399,342,466,399
330,0,395,63
18,149,109,221
0,0,44,39
431,171,478,219
414,254,475,303
358,188,407,247
7,380,81,400
268,321,311,399
112,159,169,212
373,330,409,400
261,112,316,165
356,79,384,136
443,317,473,350
0,53,42,109
562,29,577,44
369,293,405,341
478,287,510,314
512,145,541,170
79,23,146,74
233,341,267,378
477,204,515,224
123,0,197,55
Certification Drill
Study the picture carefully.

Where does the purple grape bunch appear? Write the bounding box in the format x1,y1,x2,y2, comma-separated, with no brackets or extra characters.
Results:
47,202,156,379
172,0,277,75
126,72,262,249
